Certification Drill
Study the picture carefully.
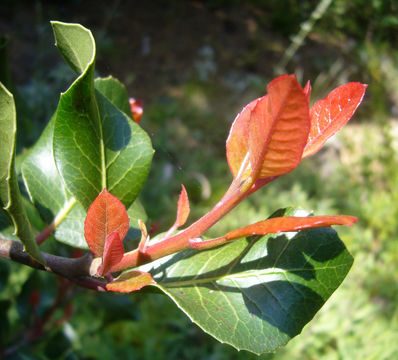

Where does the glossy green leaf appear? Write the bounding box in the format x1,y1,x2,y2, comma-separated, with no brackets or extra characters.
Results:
51,22,153,210
22,116,147,249
142,208,353,354
0,83,44,263
94,76,131,115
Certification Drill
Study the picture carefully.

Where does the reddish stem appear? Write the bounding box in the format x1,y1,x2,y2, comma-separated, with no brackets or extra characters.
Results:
35,223,56,245
113,185,249,271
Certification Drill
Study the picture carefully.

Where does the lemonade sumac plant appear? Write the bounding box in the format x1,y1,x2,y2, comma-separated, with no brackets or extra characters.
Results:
0,22,367,354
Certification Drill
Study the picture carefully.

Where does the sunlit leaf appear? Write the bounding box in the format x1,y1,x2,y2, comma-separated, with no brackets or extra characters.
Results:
303,82,367,158
226,75,310,182
174,184,190,228
106,271,155,293
98,232,124,276
224,215,357,240
226,99,257,179
84,189,129,257
249,75,310,179
142,208,353,354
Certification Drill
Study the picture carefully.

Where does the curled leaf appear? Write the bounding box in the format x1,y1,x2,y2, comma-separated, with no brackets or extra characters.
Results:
303,82,367,158
84,189,130,257
106,271,155,293
98,232,124,276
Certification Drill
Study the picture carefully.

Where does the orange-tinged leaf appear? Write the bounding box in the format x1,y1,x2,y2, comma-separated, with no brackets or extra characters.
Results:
175,184,190,228
106,271,155,293
226,98,258,179
225,215,358,240
98,232,124,276
84,189,130,257
249,74,310,179
303,82,367,158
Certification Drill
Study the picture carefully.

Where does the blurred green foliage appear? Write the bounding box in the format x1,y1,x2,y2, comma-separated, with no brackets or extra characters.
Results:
1,0,398,358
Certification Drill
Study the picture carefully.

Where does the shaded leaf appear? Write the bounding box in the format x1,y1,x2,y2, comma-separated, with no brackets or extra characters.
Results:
0,82,44,263
106,271,155,293
142,208,353,354
94,76,131,115
84,189,129,257
249,75,310,178
99,232,124,276
303,82,367,158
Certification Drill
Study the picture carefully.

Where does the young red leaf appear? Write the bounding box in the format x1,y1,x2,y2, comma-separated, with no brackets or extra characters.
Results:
303,82,367,158
249,74,310,179
106,271,155,293
224,215,357,240
226,98,257,179
163,185,191,239
129,97,143,124
98,232,124,276
84,189,130,257
189,215,357,250
174,184,190,228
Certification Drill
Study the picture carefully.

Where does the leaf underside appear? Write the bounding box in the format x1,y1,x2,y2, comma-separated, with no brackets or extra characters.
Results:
141,208,353,354
106,271,155,293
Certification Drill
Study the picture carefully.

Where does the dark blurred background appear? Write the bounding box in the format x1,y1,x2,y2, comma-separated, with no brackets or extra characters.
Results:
1,1,398,359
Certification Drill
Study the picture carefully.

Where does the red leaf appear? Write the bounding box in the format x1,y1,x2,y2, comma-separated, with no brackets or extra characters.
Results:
106,271,155,293
98,232,124,276
225,215,358,240
84,189,130,257
226,75,311,182
248,75,310,179
174,185,190,228
129,97,143,124
226,98,257,179
303,82,367,157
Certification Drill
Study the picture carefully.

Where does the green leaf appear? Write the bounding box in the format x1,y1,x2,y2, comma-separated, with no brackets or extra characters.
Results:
51,21,153,210
22,113,146,249
95,76,131,115
0,82,44,264
142,208,353,354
